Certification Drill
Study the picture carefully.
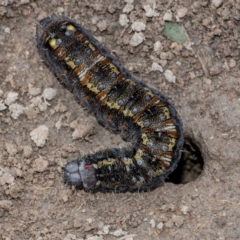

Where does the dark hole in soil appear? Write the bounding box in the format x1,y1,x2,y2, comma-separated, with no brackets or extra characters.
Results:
167,138,204,184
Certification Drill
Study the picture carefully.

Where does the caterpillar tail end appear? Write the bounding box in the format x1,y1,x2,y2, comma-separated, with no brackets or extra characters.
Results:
63,161,98,190
63,161,82,187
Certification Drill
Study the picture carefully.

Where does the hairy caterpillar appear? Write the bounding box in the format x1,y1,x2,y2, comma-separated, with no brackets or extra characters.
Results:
36,16,184,192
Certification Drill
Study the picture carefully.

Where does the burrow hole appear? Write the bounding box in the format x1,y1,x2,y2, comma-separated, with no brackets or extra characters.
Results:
167,137,204,184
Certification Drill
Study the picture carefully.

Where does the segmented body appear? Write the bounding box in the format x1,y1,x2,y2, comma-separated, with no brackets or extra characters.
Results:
36,16,184,192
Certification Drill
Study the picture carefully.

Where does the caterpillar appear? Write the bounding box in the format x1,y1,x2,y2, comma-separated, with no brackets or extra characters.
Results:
36,16,184,192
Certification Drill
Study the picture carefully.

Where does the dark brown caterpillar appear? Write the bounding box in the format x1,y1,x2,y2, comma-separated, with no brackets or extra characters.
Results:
36,16,184,192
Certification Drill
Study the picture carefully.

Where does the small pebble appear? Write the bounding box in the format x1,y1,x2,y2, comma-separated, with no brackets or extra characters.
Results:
70,119,94,140
34,157,49,172
164,70,176,83
149,219,156,228
38,101,48,112
4,91,19,106
229,59,236,68
28,84,41,97
204,78,212,85
98,221,104,229
151,62,163,72
5,142,18,156
172,215,184,227
30,125,49,147
86,218,93,224
97,20,107,32
42,88,57,101
143,5,159,17
170,42,178,49
73,219,82,228
214,28,222,36
23,145,33,158
160,203,175,211
119,14,129,27
91,15,99,25
125,0,134,3
180,205,189,215
165,219,174,228
209,62,222,76
157,222,164,230
154,41,163,53
212,0,223,8
3,27,10,34
159,59,167,67
55,119,62,131
30,96,42,106
131,21,146,32
5,74,14,83
22,8,30,16
0,171,15,186
20,0,30,5
160,51,174,60
177,7,188,18
57,7,64,14
102,225,110,234
63,233,77,240
163,10,172,21
108,5,116,14
112,229,127,237
9,103,25,119
202,18,211,27
0,100,7,111
0,200,13,210
129,32,144,47
61,195,68,203
123,3,134,13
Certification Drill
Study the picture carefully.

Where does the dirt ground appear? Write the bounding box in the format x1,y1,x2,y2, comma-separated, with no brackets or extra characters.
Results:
0,0,240,239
